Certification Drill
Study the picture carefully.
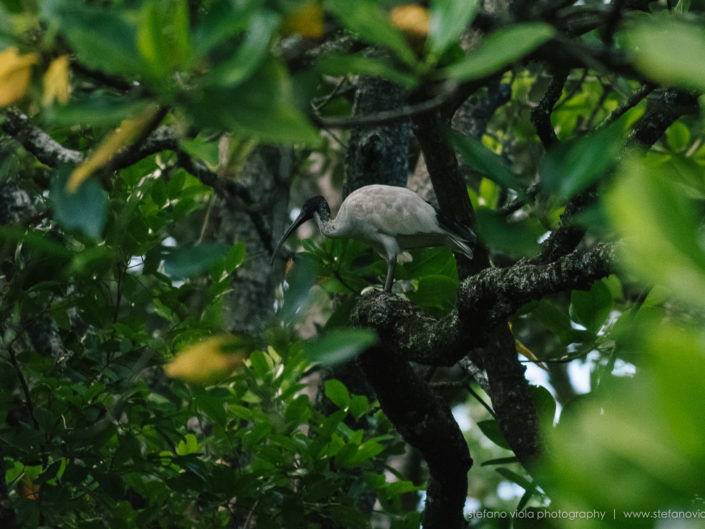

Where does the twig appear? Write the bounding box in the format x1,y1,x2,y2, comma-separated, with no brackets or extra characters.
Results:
7,344,39,430
314,92,453,129
531,69,568,150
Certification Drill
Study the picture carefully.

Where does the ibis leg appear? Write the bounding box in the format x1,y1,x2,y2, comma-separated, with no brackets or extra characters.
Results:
384,258,396,292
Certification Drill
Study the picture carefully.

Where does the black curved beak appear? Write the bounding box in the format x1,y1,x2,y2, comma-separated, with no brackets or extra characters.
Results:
270,209,313,264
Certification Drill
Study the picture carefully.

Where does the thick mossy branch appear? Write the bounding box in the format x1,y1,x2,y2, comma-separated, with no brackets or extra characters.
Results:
352,243,616,367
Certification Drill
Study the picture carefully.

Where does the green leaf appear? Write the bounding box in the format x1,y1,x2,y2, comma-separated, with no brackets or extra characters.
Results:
305,329,379,366
210,10,280,86
449,130,525,196
45,4,145,77
325,0,418,67
315,53,418,90
193,59,320,145
192,0,259,55
606,156,705,310
481,456,520,466
626,19,705,91
477,419,511,450
440,23,554,81
570,279,613,334
530,385,556,427
163,243,230,280
428,0,478,58
349,395,371,420
540,121,625,198
495,467,533,490
50,168,108,239
325,379,351,410
665,121,691,152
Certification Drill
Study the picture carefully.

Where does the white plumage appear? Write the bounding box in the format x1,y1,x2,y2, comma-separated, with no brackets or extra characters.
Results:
272,184,476,292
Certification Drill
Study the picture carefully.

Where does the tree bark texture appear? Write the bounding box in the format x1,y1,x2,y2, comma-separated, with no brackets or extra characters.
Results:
213,145,292,336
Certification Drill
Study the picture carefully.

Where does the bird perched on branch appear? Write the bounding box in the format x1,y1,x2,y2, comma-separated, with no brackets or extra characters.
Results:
272,184,477,292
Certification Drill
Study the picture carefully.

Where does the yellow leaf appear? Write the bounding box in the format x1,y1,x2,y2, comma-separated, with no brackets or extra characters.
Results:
0,47,39,107
42,55,71,106
281,2,324,39
66,104,160,192
390,5,430,50
164,335,247,384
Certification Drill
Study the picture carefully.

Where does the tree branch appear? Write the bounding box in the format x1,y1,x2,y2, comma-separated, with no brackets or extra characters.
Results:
358,345,471,529
531,70,568,151
352,242,616,367
2,108,84,166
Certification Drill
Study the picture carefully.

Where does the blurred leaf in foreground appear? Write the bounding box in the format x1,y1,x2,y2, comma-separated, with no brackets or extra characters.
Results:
0,46,38,106
164,335,248,384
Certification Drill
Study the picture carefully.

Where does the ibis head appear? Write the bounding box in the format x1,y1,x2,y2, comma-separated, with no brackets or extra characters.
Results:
271,185,477,292
271,196,330,265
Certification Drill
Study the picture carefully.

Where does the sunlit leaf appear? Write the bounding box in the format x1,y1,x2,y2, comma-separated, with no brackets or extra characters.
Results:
42,55,70,106
164,335,247,384
305,329,379,366
281,2,324,39
440,23,554,81
606,156,705,311
67,104,161,192
325,379,351,410
626,19,705,91
0,46,38,106
389,5,430,51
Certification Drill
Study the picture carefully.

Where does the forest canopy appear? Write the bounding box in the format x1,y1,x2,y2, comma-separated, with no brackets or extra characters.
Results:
1,0,705,528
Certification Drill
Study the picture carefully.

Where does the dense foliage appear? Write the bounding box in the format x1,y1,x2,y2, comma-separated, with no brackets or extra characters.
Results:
1,0,705,528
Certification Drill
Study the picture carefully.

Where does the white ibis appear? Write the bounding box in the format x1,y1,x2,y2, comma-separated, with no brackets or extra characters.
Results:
272,184,477,292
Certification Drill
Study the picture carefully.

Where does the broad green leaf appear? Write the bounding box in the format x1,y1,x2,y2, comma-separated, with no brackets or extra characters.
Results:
349,395,370,420
530,385,556,427
440,23,554,81
305,329,379,366
477,419,511,450
192,0,259,55
665,121,691,152
428,0,478,57
626,19,705,91
570,279,613,334
450,130,525,195
47,5,145,77
163,243,230,280
540,120,625,198
193,59,320,145
210,10,280,86
325,0,418,67
315,53,418,90
324,379,351,410
50,168,108,239
606,157,705,310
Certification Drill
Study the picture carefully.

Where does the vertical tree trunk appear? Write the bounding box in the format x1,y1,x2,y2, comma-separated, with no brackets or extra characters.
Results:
214,145,292,336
